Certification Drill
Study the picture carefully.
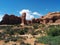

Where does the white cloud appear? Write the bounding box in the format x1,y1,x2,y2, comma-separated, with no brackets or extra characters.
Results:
19,9,42,20
20,9,31,15
0,14,4,21
19,9,34,20
33,12,41,16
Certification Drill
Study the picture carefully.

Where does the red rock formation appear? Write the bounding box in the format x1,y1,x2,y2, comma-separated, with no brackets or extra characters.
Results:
1,14,21,24
1,12,60,25
26,20,32,25
40,12,60,24
21,12,26,26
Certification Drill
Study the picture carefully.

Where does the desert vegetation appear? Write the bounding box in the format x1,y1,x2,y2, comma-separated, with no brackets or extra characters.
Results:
37,25,60,45
0,17,60,45
0,22,60,45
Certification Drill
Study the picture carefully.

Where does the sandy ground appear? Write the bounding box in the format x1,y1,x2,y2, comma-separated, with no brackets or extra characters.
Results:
0,35,45,45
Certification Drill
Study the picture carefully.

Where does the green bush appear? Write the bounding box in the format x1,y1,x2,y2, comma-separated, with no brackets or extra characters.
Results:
33,23,39,29
46,25,60,36
5,39,10,43
11,37,17,42
37,36,60,45
4,29,15,35
0,26,13,30
31,30,43,35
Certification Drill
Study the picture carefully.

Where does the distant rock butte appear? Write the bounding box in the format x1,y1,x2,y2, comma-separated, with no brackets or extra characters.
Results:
1,12,60,25
21,12,60,25
40,12,60,24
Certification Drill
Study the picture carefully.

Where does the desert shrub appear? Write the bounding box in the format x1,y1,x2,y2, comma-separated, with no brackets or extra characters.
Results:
16,27,29,35
46,25,60,36
0,37,4,40
31,30,43,35
33,23,39,29
0,32,5,40
10,37,18,42
0,26,13,30
37,36,60,45
23,27,29,33
37,25,60,45
19,30,25,35
39,24,45,28
16,30,25,35
31,32,37,35
5,39,10,43
4,29,15,35
12,44,16,45
25,43,31,45
20,41,25,45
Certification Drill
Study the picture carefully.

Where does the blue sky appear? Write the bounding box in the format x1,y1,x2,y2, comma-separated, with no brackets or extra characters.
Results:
0,0,60,21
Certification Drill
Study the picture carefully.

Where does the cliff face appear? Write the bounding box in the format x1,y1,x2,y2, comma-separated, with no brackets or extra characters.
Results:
0,14,21,25
40,12,60,24
0,12,60,25
26,12,60,24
